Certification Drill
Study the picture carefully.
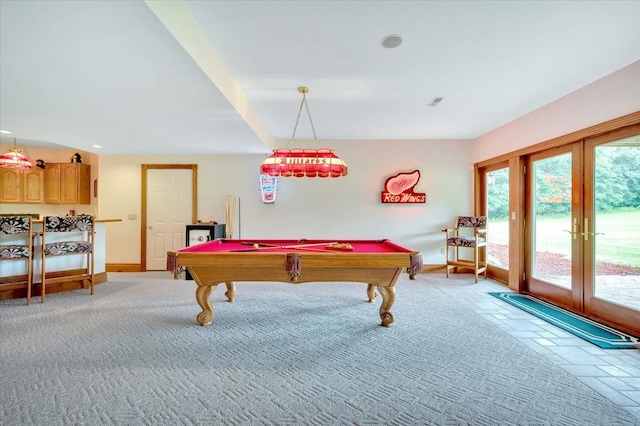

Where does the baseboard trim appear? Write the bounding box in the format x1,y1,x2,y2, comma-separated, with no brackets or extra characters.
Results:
106,263,142,272
421,264,446,273
0,271,108,301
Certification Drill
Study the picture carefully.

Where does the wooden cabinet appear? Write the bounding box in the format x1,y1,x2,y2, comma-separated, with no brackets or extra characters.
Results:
44,163,62,204
0,168,45,204
0,168,20,203
45,163,91,204
1,163,90,205
22,169,45,203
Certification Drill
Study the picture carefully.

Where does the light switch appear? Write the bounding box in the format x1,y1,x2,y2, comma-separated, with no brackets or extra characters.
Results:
128,214,137,220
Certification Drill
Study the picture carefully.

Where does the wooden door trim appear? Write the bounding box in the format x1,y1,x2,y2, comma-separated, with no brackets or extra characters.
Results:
508,156,526,292
141,164,198,272
525,144,581,309
475,161,511,286
582,125,640,335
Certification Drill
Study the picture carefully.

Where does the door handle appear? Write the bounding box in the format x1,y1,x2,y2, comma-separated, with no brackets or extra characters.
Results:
563,221,579,240
581,218,604,241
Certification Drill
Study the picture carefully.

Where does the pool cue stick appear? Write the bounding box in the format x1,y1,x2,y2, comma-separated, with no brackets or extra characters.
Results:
288,247,334,253
224,195,233,238
229,242,338,252
240,242,282,248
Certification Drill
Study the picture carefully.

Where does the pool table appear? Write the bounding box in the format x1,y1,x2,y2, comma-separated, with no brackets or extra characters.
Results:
167,238,422,327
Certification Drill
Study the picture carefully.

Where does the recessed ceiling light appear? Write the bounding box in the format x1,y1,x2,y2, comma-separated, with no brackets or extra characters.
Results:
0,130,13,134
381,34,403,49
90,144,102,149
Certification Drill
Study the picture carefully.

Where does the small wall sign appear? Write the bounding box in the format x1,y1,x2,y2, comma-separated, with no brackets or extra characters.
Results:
260,174,277,203
381,170,426,204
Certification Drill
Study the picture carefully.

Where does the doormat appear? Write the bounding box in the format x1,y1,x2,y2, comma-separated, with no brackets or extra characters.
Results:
488,292,639,349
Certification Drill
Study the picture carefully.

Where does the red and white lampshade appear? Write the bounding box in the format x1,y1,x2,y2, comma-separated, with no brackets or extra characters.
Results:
260,148,348,178
260,87,348,178
0,138,32,169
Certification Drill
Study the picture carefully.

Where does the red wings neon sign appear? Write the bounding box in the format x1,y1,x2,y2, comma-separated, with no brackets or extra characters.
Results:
381,170,426,204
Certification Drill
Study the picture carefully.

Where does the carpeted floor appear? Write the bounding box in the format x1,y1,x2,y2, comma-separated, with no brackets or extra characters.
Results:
1,273,639,425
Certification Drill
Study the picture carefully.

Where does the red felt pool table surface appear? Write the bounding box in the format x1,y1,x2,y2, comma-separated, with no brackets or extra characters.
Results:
167,238,422,327
175,238,416,254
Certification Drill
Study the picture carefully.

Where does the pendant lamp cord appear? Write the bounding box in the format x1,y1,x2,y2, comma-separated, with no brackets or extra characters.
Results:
288,87,318,146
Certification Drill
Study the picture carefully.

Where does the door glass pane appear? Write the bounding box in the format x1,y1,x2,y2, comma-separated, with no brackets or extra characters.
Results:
531,153,572,288
487,168,509,269
593,137,640,310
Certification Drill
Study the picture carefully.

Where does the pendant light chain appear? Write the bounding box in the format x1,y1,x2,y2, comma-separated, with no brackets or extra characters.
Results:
288,87,318,146
260,86,347,178
302,92,318,140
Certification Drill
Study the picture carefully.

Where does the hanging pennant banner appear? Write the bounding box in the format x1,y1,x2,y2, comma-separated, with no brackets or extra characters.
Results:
260,174,277,203
381,170,426,204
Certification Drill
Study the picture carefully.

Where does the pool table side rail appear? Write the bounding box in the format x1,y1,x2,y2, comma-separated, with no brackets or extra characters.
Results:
167,251,423,279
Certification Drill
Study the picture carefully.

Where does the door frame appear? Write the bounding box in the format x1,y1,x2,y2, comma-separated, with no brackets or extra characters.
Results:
582,125,640,333
476,160,510,285
474,112,640,335
141,164,198,272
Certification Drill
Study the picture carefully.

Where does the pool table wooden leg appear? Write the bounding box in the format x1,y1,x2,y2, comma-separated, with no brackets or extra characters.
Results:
224,282,236,302
367,283,378,302
195,284,217,326
377,286,396,327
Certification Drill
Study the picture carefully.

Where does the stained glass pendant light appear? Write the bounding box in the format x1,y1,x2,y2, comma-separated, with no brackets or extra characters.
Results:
0,138,32,169
260,87,347,178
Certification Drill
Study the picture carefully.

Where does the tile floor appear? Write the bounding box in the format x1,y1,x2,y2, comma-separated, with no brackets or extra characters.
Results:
429,274,640,421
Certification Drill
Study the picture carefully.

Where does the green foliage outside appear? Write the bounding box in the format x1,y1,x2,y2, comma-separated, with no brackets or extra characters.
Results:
486,140,640,269
487,143,640,220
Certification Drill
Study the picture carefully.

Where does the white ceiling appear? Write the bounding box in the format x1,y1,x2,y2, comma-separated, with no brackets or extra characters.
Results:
1,0,639,155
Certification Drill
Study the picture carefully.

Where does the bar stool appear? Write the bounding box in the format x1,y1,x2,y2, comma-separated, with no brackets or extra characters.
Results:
41,215,94,302
0,215,34,305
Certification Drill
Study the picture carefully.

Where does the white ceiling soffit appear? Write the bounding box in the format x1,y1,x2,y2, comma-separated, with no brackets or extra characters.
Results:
0,0,270,155
1,1,640,154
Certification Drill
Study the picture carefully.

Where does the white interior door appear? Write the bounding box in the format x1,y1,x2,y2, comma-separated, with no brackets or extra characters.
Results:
146,169,193,270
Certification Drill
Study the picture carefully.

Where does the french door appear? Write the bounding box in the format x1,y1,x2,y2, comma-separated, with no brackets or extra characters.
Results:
526,126,640,335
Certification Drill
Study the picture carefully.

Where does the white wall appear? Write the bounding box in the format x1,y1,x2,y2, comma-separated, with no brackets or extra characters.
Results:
98,139,473,266
472,60,640,163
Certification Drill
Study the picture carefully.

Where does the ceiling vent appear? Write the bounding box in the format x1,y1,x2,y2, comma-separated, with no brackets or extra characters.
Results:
381,34,403,49
428,97,444,107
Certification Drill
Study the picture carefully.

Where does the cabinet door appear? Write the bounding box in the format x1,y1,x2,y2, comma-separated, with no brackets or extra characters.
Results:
60,163,79,204
0,168,21,203
78,164,91,204
43,163,91,205
45,163,62,204
22,169,45,203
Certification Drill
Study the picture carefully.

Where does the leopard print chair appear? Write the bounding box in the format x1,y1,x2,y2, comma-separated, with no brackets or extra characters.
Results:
442,216,488,283
0,215,34,304
41,215,94,302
